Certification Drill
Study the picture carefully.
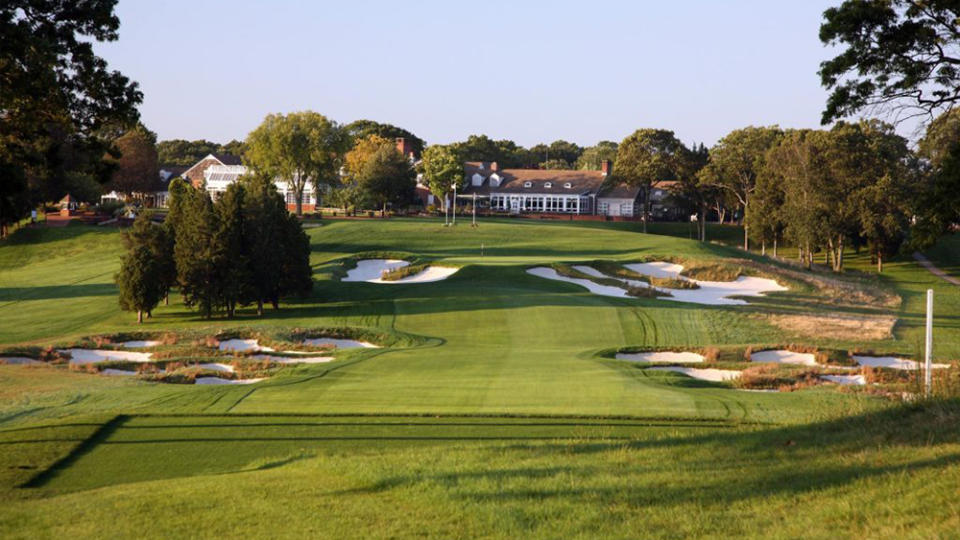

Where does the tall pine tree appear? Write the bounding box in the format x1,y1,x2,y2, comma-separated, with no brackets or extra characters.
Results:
214,183,250,317
174,189,219,318
116,214,169,323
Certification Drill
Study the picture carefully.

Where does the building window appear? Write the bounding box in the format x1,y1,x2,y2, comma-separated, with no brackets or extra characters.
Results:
599,202,609,214
564,182,572,189
544,182,552,188
523,181,532,188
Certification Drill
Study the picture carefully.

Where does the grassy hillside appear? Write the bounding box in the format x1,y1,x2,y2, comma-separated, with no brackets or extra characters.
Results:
0,218,957,537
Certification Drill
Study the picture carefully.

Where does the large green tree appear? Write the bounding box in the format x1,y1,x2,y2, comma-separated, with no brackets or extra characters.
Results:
819,0,960,124
420,145,464,210
576,141,618,170
213,183,249,317
615,129,688,233
115,213,170,323
356,144,417,216
246,111,348,216
106,124,160,198
344,120,425,157
699,126,783,250
914,108,960,246
174,188,220,318
0,0,142,228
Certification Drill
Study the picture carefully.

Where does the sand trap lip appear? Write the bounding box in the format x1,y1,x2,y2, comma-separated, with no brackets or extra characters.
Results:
0,356,43,365
101,368,137,376
528,261,787,305
195,377,265,385
250,354,334,364
624,262,788,306
302,338,379,349
198,362,235,373
218,339,274,353
120,340,160,348
616,351,705,363
344,259,459,284
59,348,153,365
527,267,631,298
821,374,866,385
852,355,950,370
646,366,741,382
750,350,818,367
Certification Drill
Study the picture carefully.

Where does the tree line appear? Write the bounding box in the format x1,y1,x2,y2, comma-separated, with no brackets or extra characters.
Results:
116,176,312,322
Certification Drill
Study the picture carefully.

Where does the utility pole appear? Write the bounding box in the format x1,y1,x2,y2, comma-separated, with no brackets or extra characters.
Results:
925,289,934,397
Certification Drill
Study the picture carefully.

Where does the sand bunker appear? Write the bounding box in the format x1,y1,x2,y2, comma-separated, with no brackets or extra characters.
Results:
821,374,866,385
250,354,334,364
218,339,274,353
750,350,818,367
526,267,631,298
120,340,159,348
616,351,705,363
646,366,741,382
528,261,787,305
0,357,43,365
101,368,137,376
198,362,235,373
195,377,265,385
852,355,950,370
343,259,458,284
623,262,788,305
59,348,153,365
302,338,379,349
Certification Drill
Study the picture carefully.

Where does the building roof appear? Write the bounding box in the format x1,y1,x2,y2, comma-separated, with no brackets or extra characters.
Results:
597,183,641,199
212,153,243,166
462,163,608,196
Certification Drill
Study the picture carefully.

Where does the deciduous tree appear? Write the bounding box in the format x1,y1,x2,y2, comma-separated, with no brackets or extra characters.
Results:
615,129,687,233
420,145,463,210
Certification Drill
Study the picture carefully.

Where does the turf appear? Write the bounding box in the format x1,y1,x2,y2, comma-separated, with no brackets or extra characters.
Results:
0,218,958,537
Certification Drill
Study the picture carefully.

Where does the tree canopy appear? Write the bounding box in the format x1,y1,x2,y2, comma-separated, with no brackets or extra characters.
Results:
246,111,349,215
615,129,688,233
344,120,425,157
819,0,960,124
106,124,161,197
420,145,464,208
1,0,142,230
576,141,619,170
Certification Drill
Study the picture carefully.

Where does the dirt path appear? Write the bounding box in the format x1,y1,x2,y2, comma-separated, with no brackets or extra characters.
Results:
913,252,960,286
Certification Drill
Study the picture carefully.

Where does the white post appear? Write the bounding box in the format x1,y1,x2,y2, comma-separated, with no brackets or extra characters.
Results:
925,288,934,397
444,194,449,226
452,185,457,225
472,192,477,226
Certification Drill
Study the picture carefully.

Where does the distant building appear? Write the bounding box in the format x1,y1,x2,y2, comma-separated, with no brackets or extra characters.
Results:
182,153,243,189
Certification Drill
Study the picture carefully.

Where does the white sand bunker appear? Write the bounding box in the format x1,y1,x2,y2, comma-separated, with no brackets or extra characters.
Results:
526,267,631,298
343,259,459,284
616,351,705,363
218,339,274,353
623,262,788,306
750,350,818,367
527,261,787,305
821,374,866,386
0,357,43,365
303,338,379,349
853,355,950,370
59,348,153,365
198,363,235,373
250,354,334,364
101,368,137,376
195,377,264,385
120,340,159,348
646,366,741,382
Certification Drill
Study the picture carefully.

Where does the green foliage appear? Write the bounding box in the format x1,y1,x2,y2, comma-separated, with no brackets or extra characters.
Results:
356,144,417,213
819,0,960,123
105,124,161,196
174,187,220,318
156,139,247,166
913,109,960,248
420,145,463,207
615,129,689,232
0,0,142,225
344,120,425,157
115,214,169,322
246,111,349,215
576,141,618,170
214,183,250,317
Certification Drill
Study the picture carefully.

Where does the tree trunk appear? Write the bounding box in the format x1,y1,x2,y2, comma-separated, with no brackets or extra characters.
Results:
382,201,387,218
835,237,844,272
164,293,169,306
877,250,883,273
257,299,264,317
137,310,143,324
742,197,749,251
773,236,778,258
642,188,649,233
761,240,766,256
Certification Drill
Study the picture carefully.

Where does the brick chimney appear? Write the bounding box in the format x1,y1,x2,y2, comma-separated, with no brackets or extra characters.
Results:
601,159,612,176
396,137,413,158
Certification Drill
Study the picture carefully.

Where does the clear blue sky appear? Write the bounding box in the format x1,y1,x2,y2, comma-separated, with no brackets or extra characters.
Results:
97,0,853,147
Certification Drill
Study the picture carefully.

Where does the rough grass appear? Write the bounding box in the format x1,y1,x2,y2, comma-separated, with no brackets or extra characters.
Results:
549,263,668,298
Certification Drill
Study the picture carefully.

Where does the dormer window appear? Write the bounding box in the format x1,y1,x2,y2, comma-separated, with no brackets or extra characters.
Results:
544,182,552,188
523,181,532,188
564,182,572,189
